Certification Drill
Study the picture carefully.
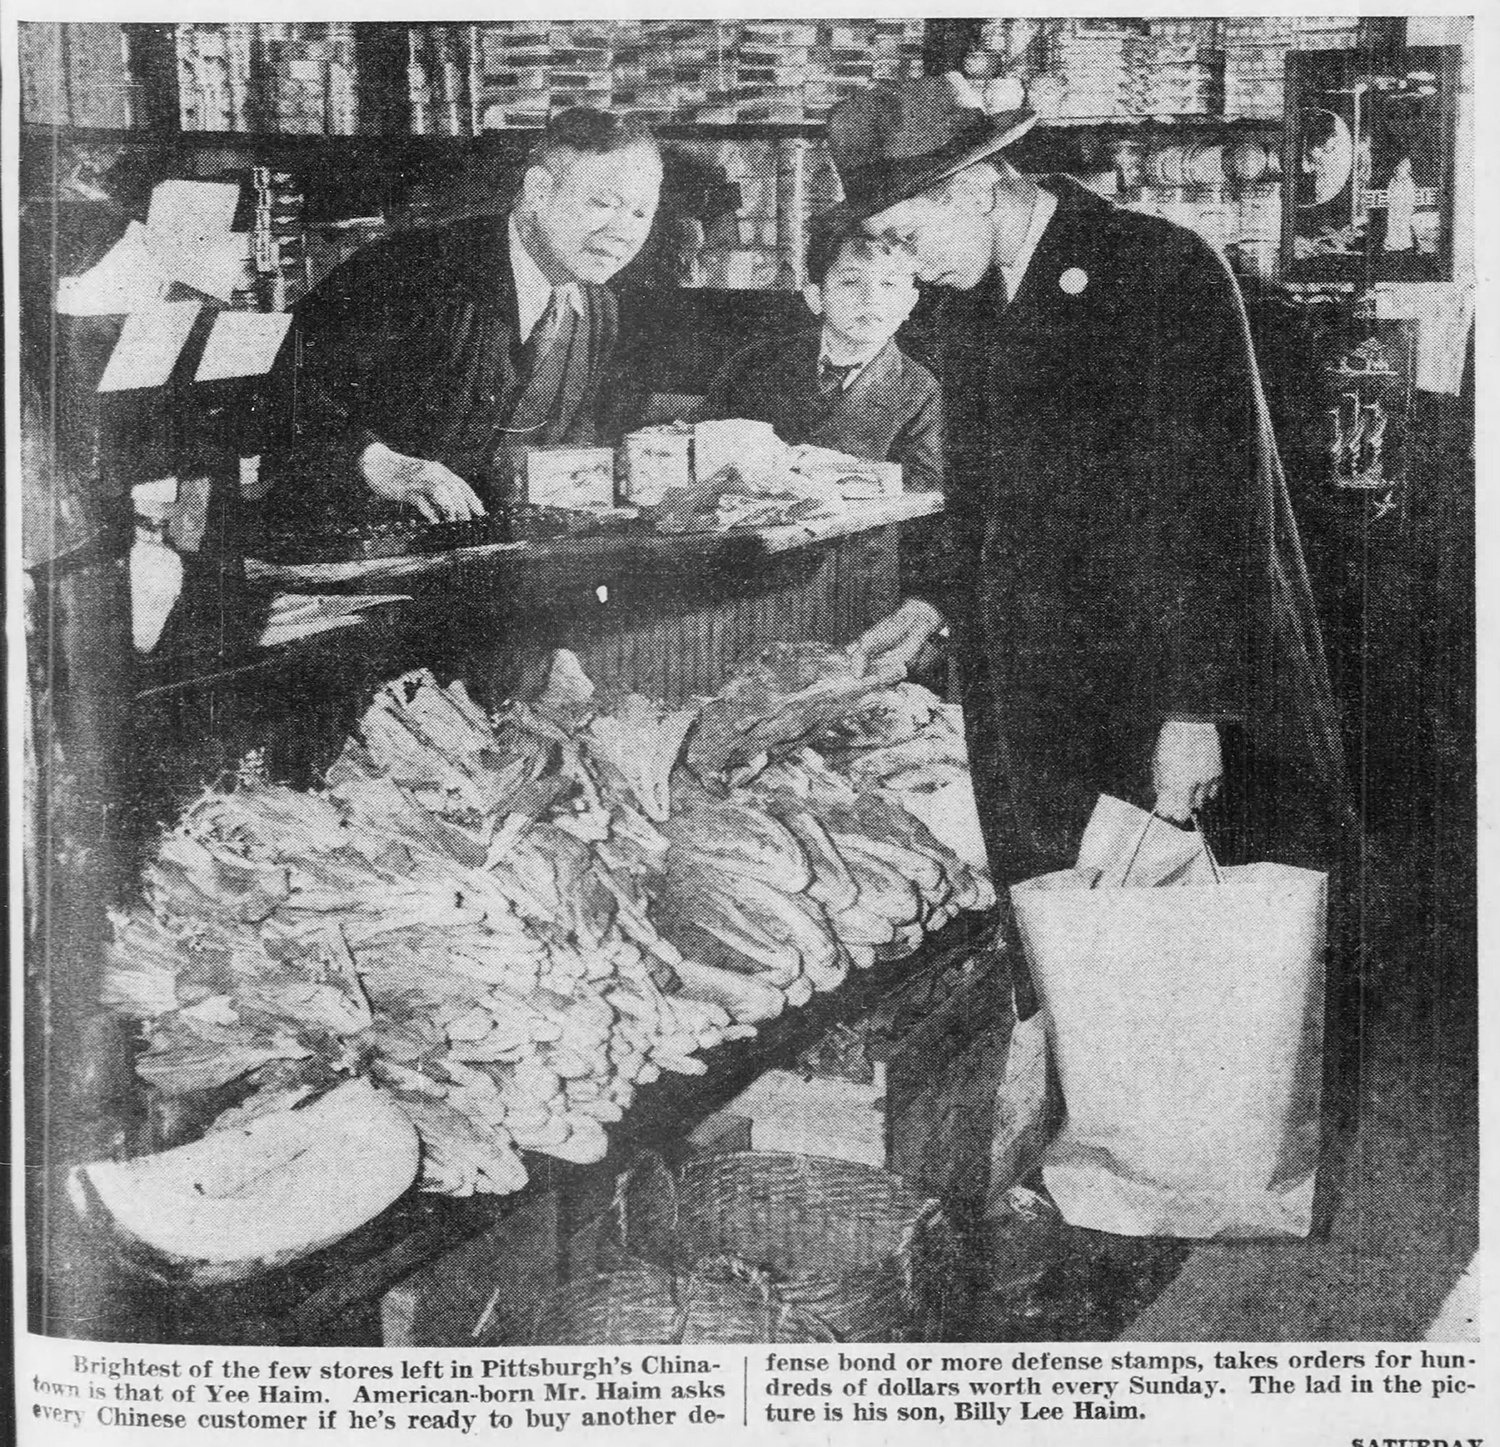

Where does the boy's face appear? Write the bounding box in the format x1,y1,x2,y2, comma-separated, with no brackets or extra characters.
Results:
805,241,920,354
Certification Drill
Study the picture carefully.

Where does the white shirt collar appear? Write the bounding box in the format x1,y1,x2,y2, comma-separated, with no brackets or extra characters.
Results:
1001,186,1058,299
508,215,583,343
818,331,886,389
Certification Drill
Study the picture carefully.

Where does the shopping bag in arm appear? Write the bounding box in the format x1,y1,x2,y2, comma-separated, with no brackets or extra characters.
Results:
1011,797,1327,1239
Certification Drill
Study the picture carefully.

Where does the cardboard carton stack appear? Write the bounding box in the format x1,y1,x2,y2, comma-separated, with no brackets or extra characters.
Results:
477,23,553,129
1223,15,1360,120
1139,19,1224,118
475,20,924,129
1050,19,1147,121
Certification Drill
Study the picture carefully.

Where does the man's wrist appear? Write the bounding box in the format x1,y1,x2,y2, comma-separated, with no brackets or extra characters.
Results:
904,598,947,635
360,440,403,491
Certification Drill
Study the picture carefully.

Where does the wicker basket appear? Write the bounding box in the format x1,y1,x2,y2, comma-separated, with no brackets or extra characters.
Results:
612,1151,948,1342
524,1261,837,1345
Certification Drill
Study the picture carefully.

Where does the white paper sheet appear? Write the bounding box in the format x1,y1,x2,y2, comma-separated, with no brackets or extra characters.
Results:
145,232,253,304
96,301,202,392
55,222,167,316
194,311,293,381
146,179,240,248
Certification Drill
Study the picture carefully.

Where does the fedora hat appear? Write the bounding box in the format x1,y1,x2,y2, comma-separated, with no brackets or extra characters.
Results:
828,75,1037,219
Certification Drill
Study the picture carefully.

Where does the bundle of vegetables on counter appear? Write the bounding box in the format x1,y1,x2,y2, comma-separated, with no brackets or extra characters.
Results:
80,644,993,1270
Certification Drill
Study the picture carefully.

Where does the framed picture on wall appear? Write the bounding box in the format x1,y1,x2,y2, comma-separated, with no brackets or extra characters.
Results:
1282,46,1459,284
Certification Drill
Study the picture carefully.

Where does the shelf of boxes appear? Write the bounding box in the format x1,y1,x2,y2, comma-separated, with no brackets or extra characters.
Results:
27,18,1385,293
473,21,922,130
1222,15,1361,120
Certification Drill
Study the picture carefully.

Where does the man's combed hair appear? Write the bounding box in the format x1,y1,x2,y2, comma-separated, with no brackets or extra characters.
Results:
530,107,660,170
806,206,915,286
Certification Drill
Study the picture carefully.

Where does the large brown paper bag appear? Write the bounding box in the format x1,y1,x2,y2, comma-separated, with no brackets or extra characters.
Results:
1011,803,1327,1239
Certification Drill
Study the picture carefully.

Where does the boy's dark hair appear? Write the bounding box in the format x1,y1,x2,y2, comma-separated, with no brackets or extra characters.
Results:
805,206,913,287
529,107,660,170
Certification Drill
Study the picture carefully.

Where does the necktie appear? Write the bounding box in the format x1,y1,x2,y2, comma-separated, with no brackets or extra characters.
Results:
818,358,860,396
530,287,567,357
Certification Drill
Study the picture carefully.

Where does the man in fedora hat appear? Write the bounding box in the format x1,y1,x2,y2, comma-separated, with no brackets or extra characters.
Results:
837,76,1358,1091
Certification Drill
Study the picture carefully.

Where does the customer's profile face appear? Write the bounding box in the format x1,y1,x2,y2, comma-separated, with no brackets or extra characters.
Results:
523,143,663,284
865,182,995,291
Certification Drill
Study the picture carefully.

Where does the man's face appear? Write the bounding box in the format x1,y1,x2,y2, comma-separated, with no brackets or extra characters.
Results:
806,240,920,354
524,143,662,285
865,179,996,291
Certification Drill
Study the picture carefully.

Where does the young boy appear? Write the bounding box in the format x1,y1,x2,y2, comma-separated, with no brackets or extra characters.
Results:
698,210,942,490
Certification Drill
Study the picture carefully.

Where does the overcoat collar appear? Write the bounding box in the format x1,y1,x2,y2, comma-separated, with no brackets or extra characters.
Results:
1002,174,1111,316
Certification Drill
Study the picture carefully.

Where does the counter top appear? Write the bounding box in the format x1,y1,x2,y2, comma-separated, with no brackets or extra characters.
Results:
242,491,943,588
141,494,942,699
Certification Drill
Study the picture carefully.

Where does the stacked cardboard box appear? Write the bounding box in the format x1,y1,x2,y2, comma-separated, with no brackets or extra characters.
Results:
1138,49,1224,117
546,21,613,113
1223,15,1359,119
474,20,924,128
477,22,552,128
1050,20,1147,121
609,20,720,122
1139,22,1224,118
733,23,813,124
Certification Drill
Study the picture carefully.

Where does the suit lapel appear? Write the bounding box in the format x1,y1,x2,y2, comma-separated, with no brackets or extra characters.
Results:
986,179,1108,367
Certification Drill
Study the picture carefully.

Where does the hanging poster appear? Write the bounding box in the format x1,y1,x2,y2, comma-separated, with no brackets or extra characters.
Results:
1282,45,1459,283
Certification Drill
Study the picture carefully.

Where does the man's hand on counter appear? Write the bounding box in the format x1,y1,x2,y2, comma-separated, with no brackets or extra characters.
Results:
853,598,947,676
360,442,487,523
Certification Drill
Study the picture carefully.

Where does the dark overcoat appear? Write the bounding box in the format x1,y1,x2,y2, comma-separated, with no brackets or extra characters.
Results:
258,213,618,527
912,177,1354,878
699,330,944,491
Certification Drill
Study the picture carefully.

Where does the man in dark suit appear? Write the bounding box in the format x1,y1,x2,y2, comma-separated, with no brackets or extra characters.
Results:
840,78,1352,882
838,74,1368,1135
259,108,661,528
841,81,1363,1134
697,210,943,491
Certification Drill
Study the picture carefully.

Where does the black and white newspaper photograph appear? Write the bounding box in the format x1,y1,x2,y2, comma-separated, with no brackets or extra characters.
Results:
7,6,1488,1445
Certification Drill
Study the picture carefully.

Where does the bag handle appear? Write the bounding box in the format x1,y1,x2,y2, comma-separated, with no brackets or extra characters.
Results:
1093,809,1222,889
1192,810,1225,885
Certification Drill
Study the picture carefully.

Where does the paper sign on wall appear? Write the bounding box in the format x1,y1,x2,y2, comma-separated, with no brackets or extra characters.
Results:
96,301,201,392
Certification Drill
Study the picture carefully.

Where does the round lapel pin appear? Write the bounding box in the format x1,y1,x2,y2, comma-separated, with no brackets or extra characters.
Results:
1060,267,1088,295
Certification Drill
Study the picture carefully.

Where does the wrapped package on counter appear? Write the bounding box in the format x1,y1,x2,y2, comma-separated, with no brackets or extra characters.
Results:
621,424,692,505
524,446,616,508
